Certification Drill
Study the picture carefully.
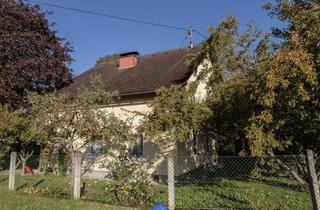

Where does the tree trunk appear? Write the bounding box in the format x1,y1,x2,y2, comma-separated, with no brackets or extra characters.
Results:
18,150,35,176
21,161,26,176
275,158,307,185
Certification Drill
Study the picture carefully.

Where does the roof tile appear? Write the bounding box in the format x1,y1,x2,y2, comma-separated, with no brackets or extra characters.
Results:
60,47,199,96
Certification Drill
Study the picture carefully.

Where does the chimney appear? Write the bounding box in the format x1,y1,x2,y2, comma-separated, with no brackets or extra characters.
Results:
119,51,139,69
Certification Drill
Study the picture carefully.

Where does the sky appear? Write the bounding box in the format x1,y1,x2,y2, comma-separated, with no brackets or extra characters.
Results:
29,0,284,76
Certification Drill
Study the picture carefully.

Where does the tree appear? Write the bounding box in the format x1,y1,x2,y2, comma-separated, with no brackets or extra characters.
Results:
0,0,73,108
29,75,132,157
139,85,210,173
189,15,268,156
0,105,47,173
245,0,320,155
29,75,132,177
186,2,319,184
96,54,119,65
191,8,319,156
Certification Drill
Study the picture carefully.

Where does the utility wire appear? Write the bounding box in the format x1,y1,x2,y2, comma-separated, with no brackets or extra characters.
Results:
179,35,189,48
26,0,209,43
193,29,208,39
26,0,189,32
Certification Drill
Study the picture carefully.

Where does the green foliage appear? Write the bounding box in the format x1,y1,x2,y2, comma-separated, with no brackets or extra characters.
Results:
105,149,155,207
105,181,155,207
96,54,119,65
29,75,132,155
188,2,320,155
246,0,320,154
57,153,70,176
0,105,46,155
141,85,210,148
141,15,270,156
187,15,268,155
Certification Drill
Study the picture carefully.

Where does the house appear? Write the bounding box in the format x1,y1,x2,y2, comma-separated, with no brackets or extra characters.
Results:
61,47,214,179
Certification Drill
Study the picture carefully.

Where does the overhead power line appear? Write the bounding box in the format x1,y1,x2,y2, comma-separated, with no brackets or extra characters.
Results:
25,0,209,48
193,29,208,39
26,0,189,32
179,35,189,48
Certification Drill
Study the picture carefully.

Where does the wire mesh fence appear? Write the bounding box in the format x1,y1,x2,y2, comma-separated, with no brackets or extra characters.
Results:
0,152,316,209
171,155,312,209
0,154,10,175
174,155,308,182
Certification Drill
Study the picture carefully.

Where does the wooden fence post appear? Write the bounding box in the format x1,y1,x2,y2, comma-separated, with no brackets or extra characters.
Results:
73,152,82,199
307,149,320,210
8,152,17,191
168,154,175,210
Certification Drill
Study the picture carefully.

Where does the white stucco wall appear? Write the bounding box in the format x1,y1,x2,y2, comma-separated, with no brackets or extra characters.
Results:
101,102,151,127
186,59,212,102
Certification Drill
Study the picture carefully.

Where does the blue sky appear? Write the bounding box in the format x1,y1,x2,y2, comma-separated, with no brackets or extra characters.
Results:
30,0,283,76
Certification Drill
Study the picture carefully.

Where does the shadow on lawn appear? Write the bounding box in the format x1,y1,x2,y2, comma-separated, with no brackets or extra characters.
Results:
176,168,306,193
32,179,44,187
175,156,307,194
174,181,250,210
16,178,45,190
0,177,8,183
16,183,28,190
248,177,307,192
214,193,249,210
15,177,72,199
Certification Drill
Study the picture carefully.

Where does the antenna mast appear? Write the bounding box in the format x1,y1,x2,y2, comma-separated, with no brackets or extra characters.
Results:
188,27,193,48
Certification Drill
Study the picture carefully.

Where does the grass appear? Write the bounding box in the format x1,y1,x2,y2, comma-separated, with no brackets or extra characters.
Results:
173,178,311,209
0,188,132,210
0,175,313,210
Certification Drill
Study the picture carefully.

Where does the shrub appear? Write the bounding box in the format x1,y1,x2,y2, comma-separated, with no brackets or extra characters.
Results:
105,180,155,207
105,151,155,207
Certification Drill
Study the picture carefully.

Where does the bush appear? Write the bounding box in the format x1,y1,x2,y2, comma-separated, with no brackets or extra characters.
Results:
105,151,155,207
105,181,155,207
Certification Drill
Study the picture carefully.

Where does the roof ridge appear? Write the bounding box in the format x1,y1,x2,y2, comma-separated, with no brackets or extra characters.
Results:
91,48,187,68
140,44,202,58
140,47,189,58
96,47,191,64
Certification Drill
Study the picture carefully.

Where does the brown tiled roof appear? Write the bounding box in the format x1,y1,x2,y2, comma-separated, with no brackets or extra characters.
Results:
61,47,198,96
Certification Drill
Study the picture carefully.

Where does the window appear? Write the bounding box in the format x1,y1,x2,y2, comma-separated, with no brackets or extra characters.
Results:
130,133,144,157
87,141,103,157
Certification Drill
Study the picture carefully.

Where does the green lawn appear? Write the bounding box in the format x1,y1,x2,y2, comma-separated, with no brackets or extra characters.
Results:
0,175,313,210
0,188,132,210
173,178,311,209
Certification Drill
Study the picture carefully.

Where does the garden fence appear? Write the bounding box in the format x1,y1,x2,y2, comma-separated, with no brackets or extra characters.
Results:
168,154,318,209
0,151,319,210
